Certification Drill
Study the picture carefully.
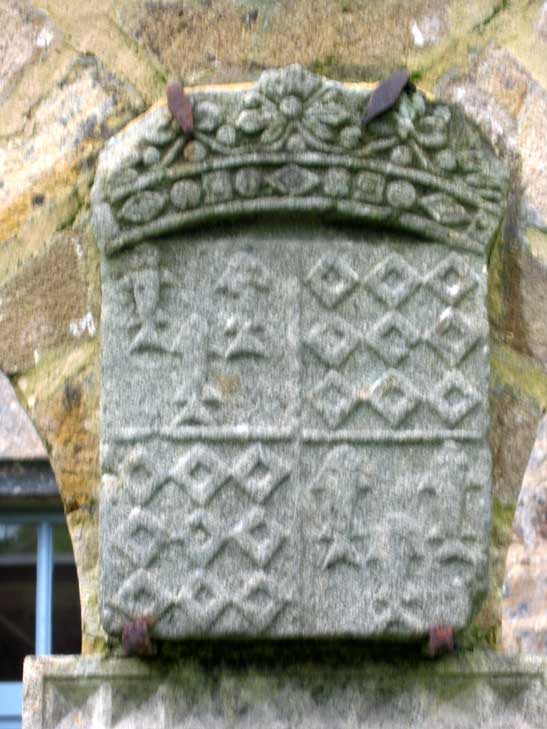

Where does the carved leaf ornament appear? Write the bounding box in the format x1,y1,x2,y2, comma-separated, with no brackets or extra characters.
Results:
92,64,508,258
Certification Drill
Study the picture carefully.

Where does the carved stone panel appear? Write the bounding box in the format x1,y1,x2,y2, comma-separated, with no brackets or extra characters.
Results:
91,65,507,639
23,655,547,729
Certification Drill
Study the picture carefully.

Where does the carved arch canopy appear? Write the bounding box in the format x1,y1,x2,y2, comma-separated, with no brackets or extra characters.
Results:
91,66,507,640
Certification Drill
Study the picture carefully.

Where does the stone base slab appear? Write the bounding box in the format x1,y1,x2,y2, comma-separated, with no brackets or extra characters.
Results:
23,652,547,728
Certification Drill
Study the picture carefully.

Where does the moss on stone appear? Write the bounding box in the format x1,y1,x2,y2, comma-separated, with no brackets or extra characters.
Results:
526,228,547,267
490,342,547,411
462,497,516,649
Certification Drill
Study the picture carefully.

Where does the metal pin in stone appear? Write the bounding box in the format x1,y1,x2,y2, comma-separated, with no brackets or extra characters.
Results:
167,80,194,135
122,617,155,657
425,625,455,658
362,68,415,126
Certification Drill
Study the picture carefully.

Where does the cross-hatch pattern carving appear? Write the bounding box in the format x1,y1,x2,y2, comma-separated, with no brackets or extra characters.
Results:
174,570,288,632
365,312,420,367
101,241,489,638
305,316,361,367
364,253,420,308
305,254,359,309
106,444,291,634
310,370,358,429
302,250,482,432
95,64,501,640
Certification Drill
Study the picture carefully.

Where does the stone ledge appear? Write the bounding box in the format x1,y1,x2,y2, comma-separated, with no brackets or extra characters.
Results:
23,653,547,728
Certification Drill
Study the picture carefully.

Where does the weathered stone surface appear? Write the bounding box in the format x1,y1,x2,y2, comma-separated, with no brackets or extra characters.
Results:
0,371,46,458
535,1,547,44
503,415,547,654
436,45,547,229
91,66,506,639
518,84,547,228
22,653,547,729
0,0,56,103
0,232,93,374
438,43,547,524
410,10,449,49
0,0,545,656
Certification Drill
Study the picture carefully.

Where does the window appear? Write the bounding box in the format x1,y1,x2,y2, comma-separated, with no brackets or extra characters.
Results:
0,512,81,729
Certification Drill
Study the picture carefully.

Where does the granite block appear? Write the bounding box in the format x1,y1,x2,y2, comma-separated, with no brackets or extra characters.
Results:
91,65,508,640
23,653,547,729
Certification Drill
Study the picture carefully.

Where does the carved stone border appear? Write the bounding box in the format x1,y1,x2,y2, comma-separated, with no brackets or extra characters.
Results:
23,654,547,729
91,65,508,258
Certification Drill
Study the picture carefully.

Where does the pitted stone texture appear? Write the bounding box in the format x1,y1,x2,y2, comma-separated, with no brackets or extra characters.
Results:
92,66,506,640
92,66,507,258
0,371,46,458
23,654,547,729
503,415,547,654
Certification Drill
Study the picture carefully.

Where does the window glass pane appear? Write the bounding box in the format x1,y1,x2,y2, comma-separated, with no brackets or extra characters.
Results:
52,523,81,654
0,523,36,681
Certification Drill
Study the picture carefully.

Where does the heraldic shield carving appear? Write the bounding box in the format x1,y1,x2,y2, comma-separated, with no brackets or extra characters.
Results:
91,65,508,639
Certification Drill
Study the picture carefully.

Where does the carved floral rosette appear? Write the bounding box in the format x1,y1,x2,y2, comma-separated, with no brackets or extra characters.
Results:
92,64,507,258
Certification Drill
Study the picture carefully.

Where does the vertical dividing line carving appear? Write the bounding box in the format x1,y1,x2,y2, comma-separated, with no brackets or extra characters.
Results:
295,245,306,633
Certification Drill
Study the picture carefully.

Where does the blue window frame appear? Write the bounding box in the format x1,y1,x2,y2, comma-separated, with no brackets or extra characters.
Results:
0,512,68,729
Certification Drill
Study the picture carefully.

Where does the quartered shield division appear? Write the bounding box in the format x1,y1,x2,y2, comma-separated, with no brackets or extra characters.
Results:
92,65,507,639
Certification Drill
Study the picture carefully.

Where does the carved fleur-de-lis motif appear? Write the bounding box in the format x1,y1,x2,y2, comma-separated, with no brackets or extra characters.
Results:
121,243,174,353
216,251,272,298
419,441,468,539
365,513,424,634
224,316,267,359
172,313,220,426
216,251,272,360
311,446,373,570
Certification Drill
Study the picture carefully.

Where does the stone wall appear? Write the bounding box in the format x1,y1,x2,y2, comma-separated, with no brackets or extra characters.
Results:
1,0,546,654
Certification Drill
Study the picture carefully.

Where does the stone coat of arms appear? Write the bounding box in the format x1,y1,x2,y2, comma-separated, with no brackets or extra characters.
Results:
91,66,507,639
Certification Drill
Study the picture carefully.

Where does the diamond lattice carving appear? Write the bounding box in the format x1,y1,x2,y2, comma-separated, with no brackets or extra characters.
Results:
425,308,480,366
305,316,360,367
365,311,420,366
305,254,359,308
109,569,174,624
232,445,290,503
170,446,229,505
239,573,288,631
120,447,168,506
178,570,230,630
114,507,169,568
429,371,481,426
232,507,286,568
424,252,478,305
368,371,420,427
185,509,227,567
364,254,420,308
310,370,357,428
